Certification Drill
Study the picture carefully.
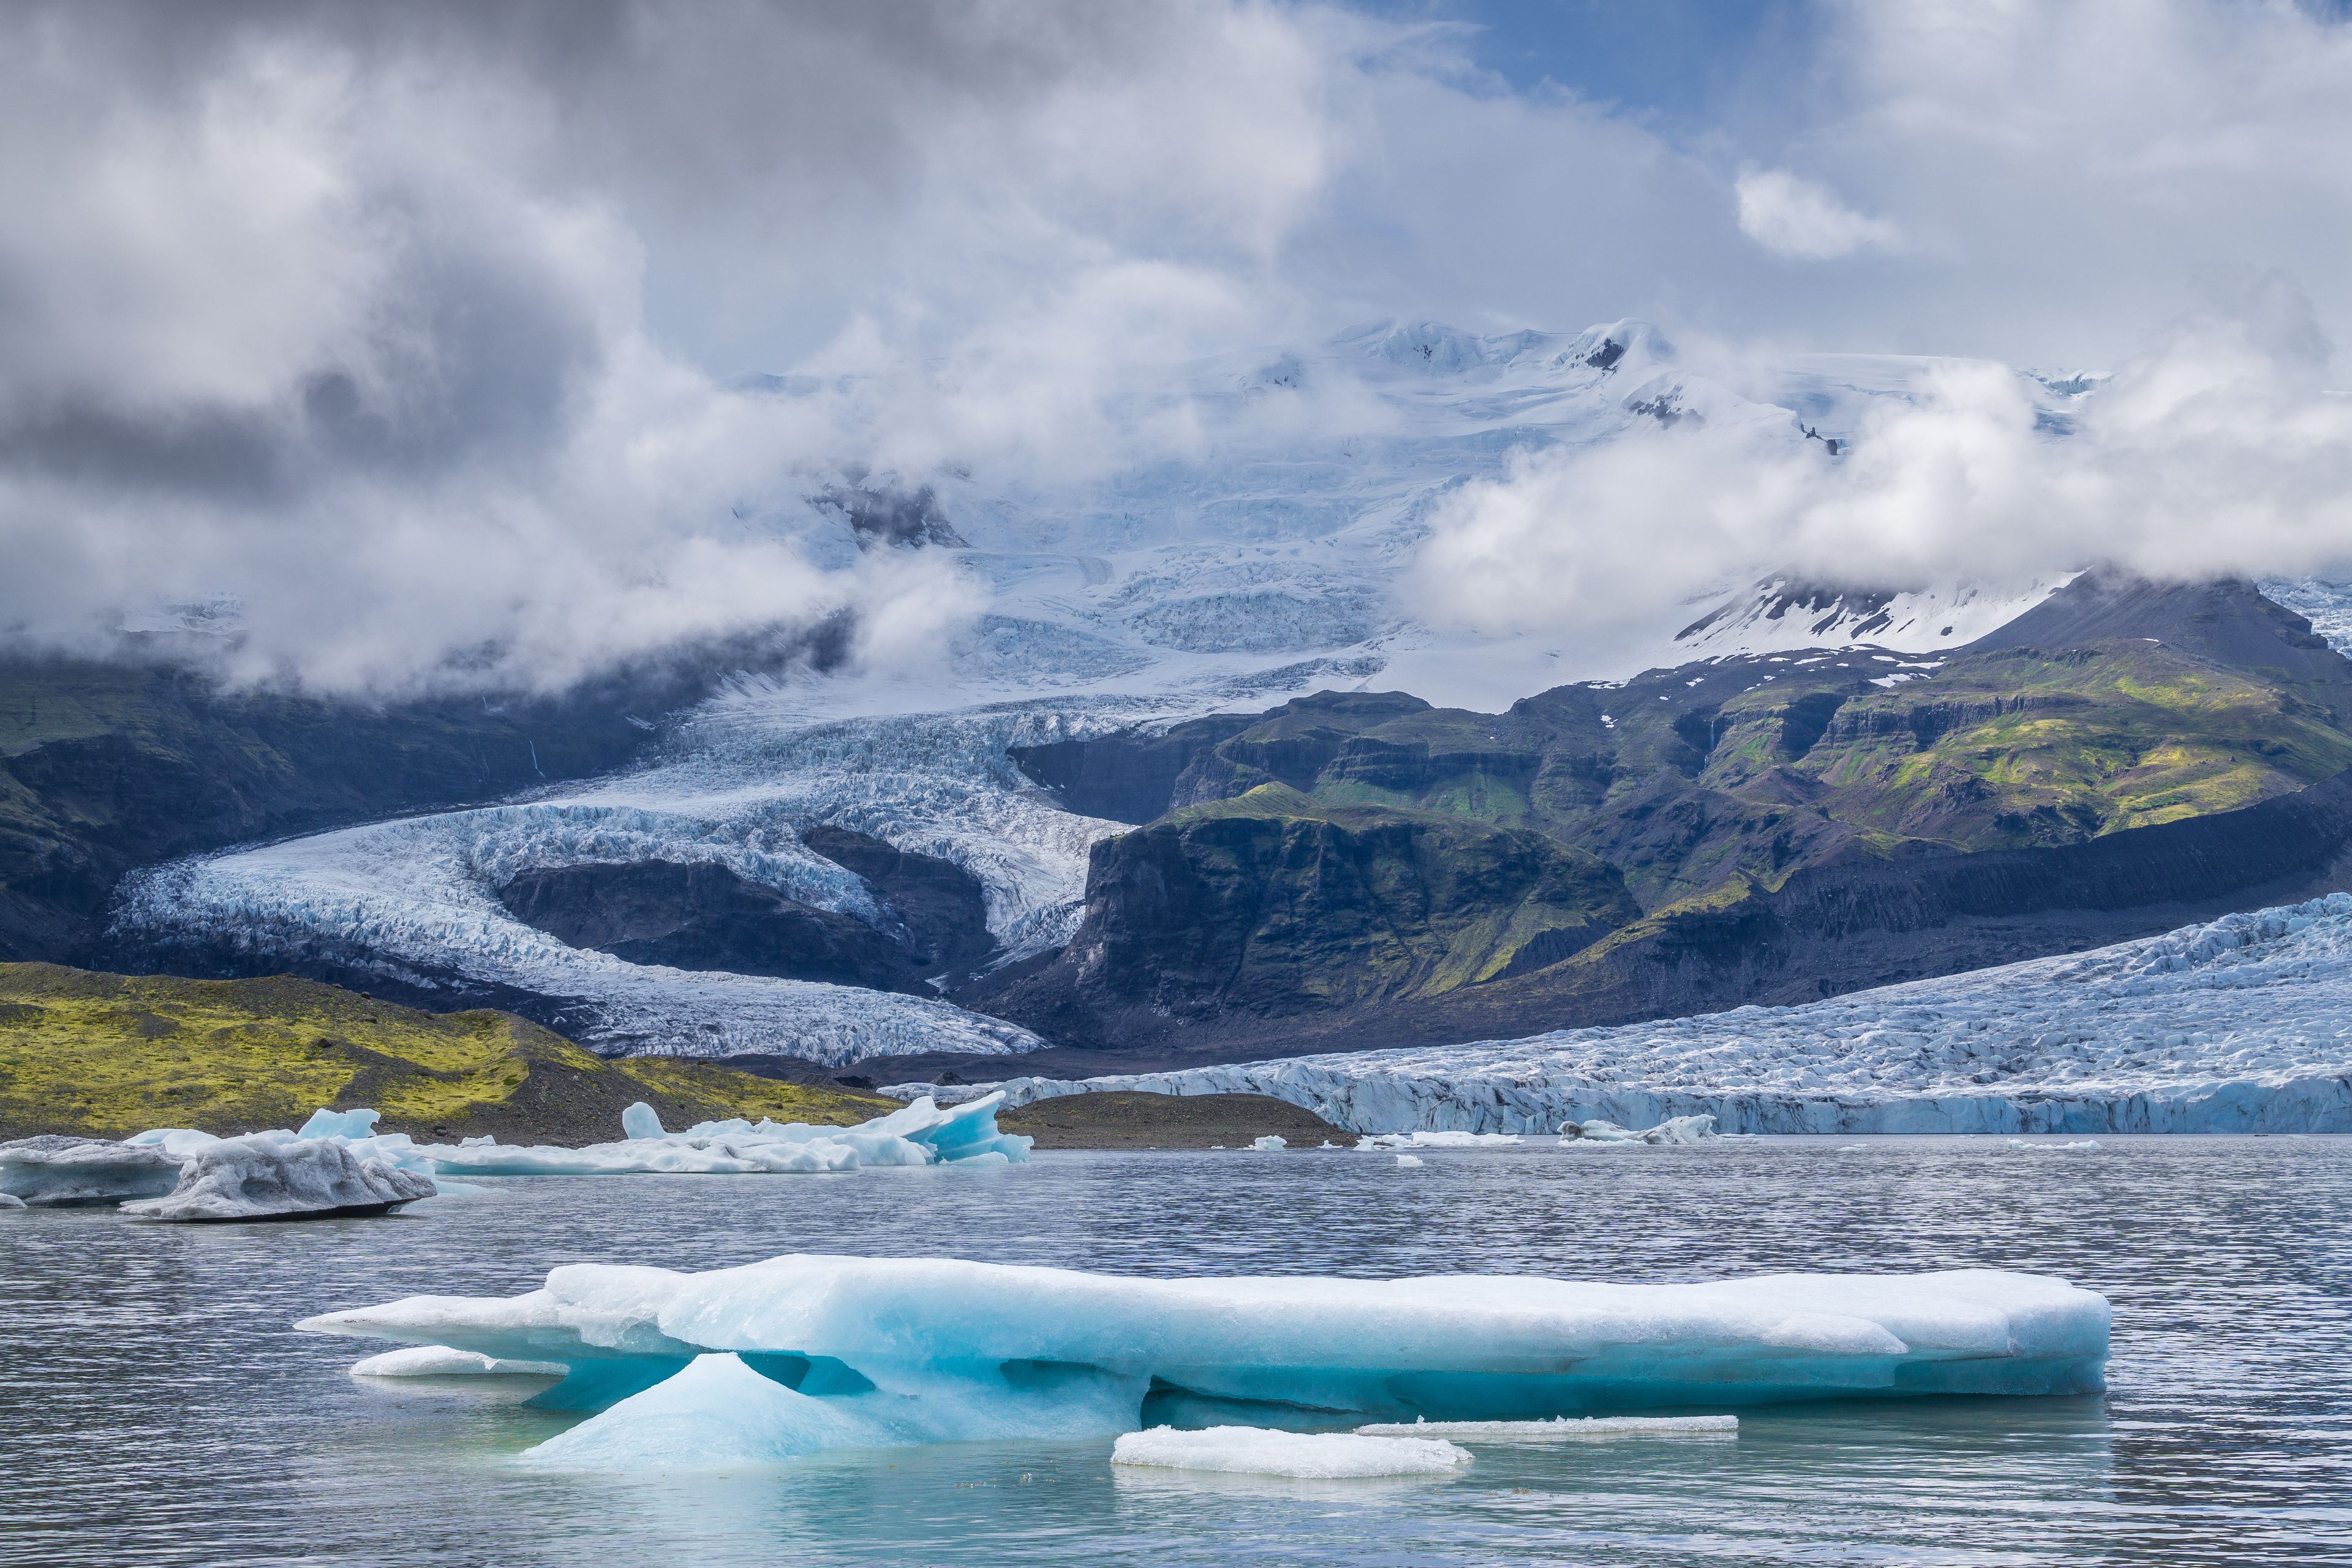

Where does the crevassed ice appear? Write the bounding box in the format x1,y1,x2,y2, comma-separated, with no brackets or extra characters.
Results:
297,1254,2109,1468
982,895,2352,1135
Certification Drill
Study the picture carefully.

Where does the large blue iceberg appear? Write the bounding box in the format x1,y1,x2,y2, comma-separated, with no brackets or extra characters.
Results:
301,1256,2109,1468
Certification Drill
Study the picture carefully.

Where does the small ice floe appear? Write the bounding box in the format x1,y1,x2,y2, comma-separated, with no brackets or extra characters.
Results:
1395,1154,1425,1167
0,1136,184,1206
2007,1139,2103,1153
1559,1115,1717,1145
1111,1426,1471,1479
122,1135,435,1221
1251,1136,1287,1152
1356,1131,1521,1150
350,1346,566,1378
1836,1144,1869,1152
0,1192,24,1209
1354,1414,1735,1440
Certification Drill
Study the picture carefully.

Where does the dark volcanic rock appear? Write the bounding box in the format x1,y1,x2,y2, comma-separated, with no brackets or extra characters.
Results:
1010,713,1259,824
799,827,998,982
494,860,927,990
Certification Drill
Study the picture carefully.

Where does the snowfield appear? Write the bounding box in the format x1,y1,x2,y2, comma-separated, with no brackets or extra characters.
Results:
101,315,2352,1068
969,895,2352,1134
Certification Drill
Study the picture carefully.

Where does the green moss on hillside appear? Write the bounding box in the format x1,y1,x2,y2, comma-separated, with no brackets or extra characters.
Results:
0,963,891,1142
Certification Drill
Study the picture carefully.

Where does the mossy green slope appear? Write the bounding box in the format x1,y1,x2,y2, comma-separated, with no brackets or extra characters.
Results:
1009,578,2352,1028
0,963,892,1142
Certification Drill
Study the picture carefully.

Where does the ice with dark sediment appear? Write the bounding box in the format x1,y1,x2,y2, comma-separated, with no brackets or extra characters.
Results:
121,1134,436,1221
297,1254,2109,1467
0,1136,186,1206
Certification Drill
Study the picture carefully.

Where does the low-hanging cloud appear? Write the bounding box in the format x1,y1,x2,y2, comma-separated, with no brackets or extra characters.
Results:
0,0,1360,696
1734,169,1902,260
4,0,2352,696
1413,281,2352,646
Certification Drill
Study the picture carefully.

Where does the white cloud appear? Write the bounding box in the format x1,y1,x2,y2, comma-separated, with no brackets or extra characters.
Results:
1412,285,2352,646
1733,168,1902,260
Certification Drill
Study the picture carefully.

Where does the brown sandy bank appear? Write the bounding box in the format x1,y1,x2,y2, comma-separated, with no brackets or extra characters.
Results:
997,1090,1348,1150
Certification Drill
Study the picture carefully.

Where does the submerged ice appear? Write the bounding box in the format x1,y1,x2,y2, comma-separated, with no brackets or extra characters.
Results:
301,1255,2109,1468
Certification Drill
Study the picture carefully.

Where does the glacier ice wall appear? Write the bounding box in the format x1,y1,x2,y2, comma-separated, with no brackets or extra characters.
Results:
300,1254,2108,1465
979,896,2352,1134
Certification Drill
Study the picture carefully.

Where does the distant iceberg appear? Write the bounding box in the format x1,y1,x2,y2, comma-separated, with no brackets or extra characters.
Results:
300,1256,2109,1466
3,1094,1028,1217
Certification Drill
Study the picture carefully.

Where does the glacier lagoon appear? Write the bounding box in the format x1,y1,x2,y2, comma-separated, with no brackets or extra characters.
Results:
5,1138,2348,1565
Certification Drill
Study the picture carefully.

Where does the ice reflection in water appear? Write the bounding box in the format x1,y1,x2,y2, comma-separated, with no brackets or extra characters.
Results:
3,1136,2347,1566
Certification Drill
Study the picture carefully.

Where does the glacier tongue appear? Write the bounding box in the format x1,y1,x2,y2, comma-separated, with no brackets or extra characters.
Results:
978,895,2352,1136
300,1254,2109,1467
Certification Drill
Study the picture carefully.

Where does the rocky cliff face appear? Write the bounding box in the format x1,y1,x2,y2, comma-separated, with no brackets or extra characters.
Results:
945,578,2352,1072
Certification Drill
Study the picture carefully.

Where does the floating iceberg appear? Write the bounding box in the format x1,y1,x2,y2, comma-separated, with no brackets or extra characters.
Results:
0,1192,24,1209
1562,1115,1718,1145
1112,1427,1472,1479
1355,1131,1523,1150
1355,1414,1736,1439
122,1134,435,1221
410,1093,1029,1177
2008,1140,2103,1153
350,1346,567,1378
989,895,2352,1135
299,1256,2108,1466
0,1136,186,1206
1250,1136,1287,1152
1395,1154,1423,1167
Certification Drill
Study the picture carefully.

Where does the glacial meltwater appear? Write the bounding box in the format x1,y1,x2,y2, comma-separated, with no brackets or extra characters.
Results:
4,1137,2347,1566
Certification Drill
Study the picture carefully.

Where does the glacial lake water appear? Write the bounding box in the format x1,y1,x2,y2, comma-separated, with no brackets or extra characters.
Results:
4,1136,2348,1567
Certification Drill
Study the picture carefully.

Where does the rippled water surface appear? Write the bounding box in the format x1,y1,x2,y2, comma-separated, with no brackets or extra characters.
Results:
4,1136,2348,1566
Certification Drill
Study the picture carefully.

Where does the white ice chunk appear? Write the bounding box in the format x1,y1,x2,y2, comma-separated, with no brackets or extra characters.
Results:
621,1102,665,1140
121,1135,435,1221
1561,1115,1717,1145
2008,1139,2103,1152
298,1108,380,1140
1112,1426,1471,1478
410,1093,1028,1177
0,1192,24,1209
0,1136,185,1206
1355,1414,1736,1439
350,1346,566,1377
1251,1136,1287,1151
299,1256,2109,1461
1395,1154,1424,1167
1357,1131,1521,1149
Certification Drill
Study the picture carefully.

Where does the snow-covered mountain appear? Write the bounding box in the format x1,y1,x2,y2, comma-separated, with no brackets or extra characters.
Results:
105,318,2352,1066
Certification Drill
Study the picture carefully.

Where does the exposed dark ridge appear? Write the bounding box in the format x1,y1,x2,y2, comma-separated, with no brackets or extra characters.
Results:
800,827,998,982
1011,713,1258,824
1965,573,2352,709
493,861,926,990
940,763,2352,1078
